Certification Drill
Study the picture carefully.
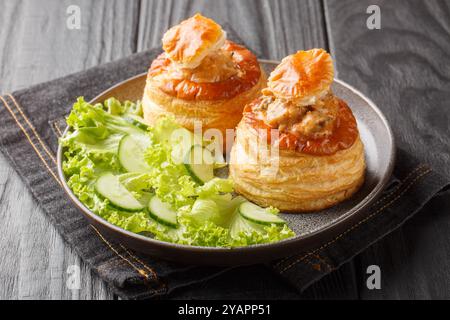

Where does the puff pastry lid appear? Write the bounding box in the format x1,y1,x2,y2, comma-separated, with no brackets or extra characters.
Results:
267,49,334,106
162,14,226,69
149,14,262,101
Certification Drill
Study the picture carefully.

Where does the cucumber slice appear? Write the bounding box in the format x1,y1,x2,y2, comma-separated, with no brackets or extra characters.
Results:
213,151,227,169
95,173,145,212
148,196,178,228
170,127,196,164
184,145,215,185
124,115,149,131
205,138,227,168
238,202,286,226
118,134,152,173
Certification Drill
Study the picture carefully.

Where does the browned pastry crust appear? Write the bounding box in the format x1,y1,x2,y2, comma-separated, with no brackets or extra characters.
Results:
229,49,366,212
143,14,266,138
162,13,225,69
267,49,334,106
143,69,266,138
147,41,264,101
229,120,366,212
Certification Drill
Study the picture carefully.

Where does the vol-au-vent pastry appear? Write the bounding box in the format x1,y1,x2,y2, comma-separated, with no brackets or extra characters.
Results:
143,14,266,139
230,49,366,212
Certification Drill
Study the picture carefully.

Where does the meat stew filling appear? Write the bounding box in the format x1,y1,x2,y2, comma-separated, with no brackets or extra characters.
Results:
255,91,338,140
165,49,239,83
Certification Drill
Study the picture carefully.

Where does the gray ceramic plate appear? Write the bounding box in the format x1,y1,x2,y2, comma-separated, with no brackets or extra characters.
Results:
57,60,395,266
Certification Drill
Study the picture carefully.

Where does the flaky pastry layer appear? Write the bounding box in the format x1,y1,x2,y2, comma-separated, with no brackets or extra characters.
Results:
142,72,267,137
267,49,334,106
229,121,366,212
162,14,226,69
149,41,262,101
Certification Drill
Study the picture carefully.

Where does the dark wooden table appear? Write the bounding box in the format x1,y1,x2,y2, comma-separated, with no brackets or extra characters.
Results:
1,0,449,300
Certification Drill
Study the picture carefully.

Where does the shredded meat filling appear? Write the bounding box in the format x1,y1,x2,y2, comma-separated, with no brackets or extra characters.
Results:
165,49,239,83
257,92,338,140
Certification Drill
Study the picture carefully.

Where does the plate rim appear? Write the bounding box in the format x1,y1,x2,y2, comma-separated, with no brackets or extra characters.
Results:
57,60,396,256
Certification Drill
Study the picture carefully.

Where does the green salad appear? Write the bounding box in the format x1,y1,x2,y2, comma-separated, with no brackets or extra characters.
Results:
61,97,295,247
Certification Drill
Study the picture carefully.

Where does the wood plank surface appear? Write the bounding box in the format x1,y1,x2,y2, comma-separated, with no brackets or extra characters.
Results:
137,0,328,59
4,0,447,300
324,0,450,299
0,0,141,300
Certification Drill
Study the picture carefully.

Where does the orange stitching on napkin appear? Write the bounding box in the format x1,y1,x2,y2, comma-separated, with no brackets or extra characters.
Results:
307,258,323,272
274,164,428,269
371,164,427,207
7,94,57,165
279,168,432,274
0,95,62,187
5,95,60,166
314,254,333,271
2,95,165,293
90,225,152,281
120,244,167,292
303,254,332,272
119,245,159,279
53,121,64,138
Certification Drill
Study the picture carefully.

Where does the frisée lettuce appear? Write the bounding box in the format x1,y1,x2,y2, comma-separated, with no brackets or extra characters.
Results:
61,97,295,247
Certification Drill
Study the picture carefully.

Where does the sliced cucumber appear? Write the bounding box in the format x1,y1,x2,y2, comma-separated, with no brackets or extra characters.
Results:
213,151,227,169
95,173,145,212
238,202,286,226
170,127,196,164
124,115,150,131
205,138,227,168
148,196,178,228
118,134,152,173
184,145,215,185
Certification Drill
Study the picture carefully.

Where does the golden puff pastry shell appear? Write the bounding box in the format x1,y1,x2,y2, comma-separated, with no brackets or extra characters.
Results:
229,120,366,212
142,71,267,139
149,41,263,101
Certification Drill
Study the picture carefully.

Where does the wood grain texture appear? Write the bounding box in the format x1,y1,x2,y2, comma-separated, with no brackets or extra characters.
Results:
137,0,327,59
0,0,141,300
324,0,450,299
6,0,447,300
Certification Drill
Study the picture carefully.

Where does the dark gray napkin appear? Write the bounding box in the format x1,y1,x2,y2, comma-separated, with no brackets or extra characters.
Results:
0,30,448,299
272,149,448,291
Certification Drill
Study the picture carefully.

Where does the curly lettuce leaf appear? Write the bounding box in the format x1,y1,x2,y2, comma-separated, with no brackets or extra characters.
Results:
62,97,295,248
229,213,295,246
65,97,144,136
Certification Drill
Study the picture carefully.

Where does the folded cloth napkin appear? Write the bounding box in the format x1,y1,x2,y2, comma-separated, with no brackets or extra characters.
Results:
0,29,448,300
